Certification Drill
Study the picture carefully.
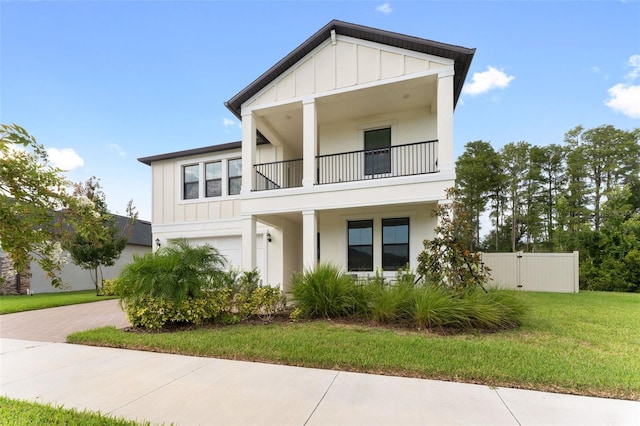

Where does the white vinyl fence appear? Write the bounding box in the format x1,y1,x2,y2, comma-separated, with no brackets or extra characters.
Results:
480,251,579,293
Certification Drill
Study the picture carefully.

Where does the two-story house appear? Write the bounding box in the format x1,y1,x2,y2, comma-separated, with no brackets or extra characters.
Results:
138,20,475,291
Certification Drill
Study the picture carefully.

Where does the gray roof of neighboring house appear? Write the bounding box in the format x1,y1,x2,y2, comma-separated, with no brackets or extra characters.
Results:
224,19,476,118
113,216,152,247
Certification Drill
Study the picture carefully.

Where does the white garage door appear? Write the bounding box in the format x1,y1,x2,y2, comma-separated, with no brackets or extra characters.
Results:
191,236,265,283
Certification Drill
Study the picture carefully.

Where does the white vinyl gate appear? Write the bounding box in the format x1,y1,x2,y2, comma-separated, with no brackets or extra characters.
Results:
479,251,579,293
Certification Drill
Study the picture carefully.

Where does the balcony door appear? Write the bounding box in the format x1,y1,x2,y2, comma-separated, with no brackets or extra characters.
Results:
364,128,391,176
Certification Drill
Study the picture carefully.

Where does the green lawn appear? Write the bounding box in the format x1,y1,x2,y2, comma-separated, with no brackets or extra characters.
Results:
0,396,149,425
0,290,115,314
68,291,640,401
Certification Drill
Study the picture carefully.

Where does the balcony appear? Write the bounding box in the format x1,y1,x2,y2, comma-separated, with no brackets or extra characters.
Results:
252,140,438,191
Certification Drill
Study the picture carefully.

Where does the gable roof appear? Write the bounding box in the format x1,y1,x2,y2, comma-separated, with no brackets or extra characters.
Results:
225,19,475,119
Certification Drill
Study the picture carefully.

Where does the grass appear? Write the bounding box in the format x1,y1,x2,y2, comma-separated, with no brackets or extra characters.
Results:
0,290,115,314
68,291,640,401
0,396,149,425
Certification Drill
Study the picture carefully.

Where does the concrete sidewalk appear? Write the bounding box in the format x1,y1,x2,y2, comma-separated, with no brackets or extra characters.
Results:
2,338,639,426
1,301,639,425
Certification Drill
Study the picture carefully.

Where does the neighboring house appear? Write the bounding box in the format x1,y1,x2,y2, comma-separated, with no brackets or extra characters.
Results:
138,20,475,291
0,217,152,294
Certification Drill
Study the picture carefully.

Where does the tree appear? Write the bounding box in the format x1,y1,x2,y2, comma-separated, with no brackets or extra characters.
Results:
536,144,566,248
65,177,137,294
455,141,501,250
501,141,531,251
0,124,100,288
417,189,491,292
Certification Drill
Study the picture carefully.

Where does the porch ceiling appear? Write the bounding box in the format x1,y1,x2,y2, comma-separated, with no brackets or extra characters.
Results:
254,75,437,157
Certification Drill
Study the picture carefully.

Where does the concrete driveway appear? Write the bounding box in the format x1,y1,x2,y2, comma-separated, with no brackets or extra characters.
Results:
0,299,129,342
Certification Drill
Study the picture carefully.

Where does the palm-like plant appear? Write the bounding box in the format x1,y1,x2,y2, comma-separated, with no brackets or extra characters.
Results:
115,239,227,303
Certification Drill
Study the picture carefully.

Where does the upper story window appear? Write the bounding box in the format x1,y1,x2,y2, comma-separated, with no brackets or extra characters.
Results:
228,158,242,195
365,128,391,175
382,218,409,271
205,161,222,197
183,164,200,200
348,220,373,272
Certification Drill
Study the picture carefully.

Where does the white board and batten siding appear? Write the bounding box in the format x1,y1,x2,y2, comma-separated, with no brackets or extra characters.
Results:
480,252,579,293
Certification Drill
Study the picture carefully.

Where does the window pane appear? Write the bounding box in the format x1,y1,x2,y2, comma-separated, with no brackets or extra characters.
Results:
349,227,372,245
229,159,242,177
382,218,409,270
382,245,409,270
183,165,199,199
206,180,221,197
229,176,242,195
365,128,391,175
184,182,199,200
348,220,373,271
206,161,221,179
365,128,391,150
382,218,409,244
348,246,373,271
184,165,199,183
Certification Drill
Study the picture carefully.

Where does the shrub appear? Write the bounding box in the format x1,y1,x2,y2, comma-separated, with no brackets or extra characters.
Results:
114,242,286,329
291,264,364,318
122,289,232,330
114,239,228,304
99,278,117,296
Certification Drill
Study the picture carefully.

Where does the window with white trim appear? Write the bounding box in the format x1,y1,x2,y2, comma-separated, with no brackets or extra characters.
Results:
183,164,199,200
205,161,222,197
364,127,391,175
348,220,373,271
228,158,242,195
382,217,409,271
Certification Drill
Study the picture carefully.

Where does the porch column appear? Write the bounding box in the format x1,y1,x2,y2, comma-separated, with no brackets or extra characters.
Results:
302,98,317,189
241,111,256,195
241,215,256,271
302,210,317,270
437,71,455,173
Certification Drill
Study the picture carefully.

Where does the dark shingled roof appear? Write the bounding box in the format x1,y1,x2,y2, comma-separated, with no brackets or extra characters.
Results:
224,19,475,118
138,141,242,166
137,134,270,166
113,216,152,247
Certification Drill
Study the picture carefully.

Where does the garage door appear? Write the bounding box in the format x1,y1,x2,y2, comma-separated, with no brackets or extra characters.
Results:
191,236,265,283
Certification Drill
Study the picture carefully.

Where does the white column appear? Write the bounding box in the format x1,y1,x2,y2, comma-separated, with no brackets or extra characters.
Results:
302,210,317,270
241,111,256,195
302,98,317,189
241,215,256,271
437,71,455,172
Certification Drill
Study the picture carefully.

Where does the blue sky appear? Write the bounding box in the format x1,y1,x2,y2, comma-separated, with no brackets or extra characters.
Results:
2,0,639,221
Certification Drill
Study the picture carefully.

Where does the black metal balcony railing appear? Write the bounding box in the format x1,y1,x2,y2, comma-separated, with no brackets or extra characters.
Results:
317,140,438,185
254,158,303,191
252,140,438,191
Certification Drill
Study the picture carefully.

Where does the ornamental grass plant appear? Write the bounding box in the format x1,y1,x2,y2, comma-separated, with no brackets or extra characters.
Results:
291,264,526,331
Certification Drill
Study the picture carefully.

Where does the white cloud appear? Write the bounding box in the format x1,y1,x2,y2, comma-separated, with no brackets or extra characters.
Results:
463,66,515,96
605,84,640,119
604,54,640,119
47,148,84,171
376,2,392,14
222,117,239,128
625,54,640,80
108,143,126,157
